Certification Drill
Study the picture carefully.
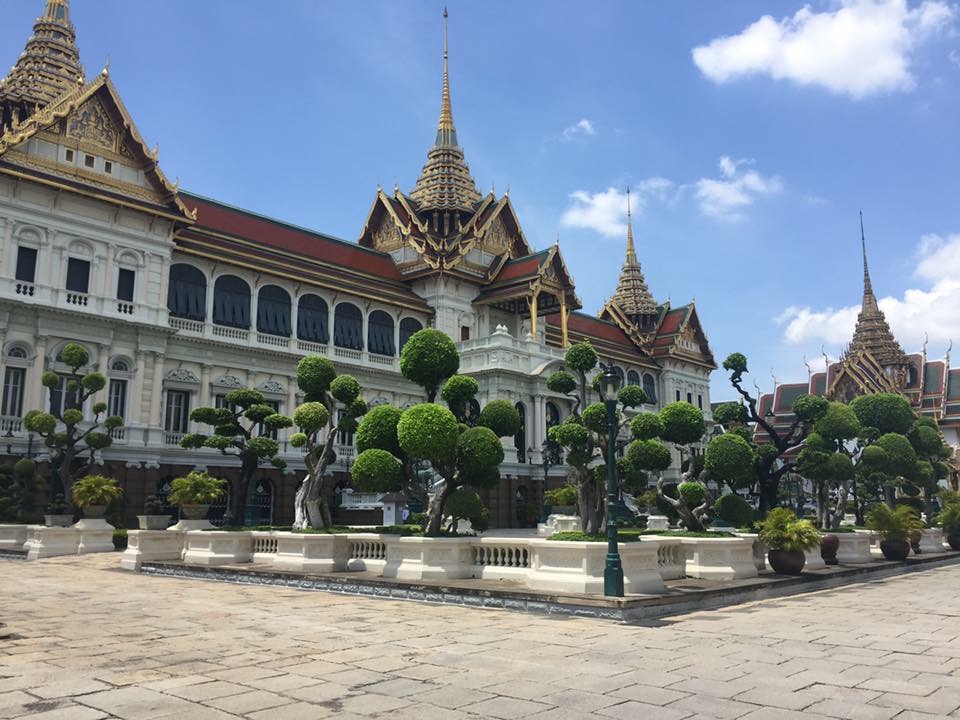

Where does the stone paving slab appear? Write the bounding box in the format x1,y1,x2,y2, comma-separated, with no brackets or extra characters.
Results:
1,553,960,719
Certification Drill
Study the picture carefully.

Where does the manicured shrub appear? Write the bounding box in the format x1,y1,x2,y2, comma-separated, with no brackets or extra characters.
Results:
659,402,706,445
851,393,915,435
714,493,753,527
352,449,404,493
477,399,522,438
399,329,459,398
355,405,402,455
296,355,337,396
631,413,663,440
677,481,705,508
397,404,459,463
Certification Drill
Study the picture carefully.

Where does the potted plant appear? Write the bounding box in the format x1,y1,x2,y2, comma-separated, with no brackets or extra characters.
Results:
71,475,122,519
820,533,840,565
543,484,578,516
44,493,72,527
755,507,821,575
935,503,960,551
866,504,924,560
137,495,170,530
169,471,225,521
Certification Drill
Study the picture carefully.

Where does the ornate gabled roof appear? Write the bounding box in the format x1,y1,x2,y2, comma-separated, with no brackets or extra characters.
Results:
474,244,581,313
1,0,83,125
608,189,657,316
648,302,717,369
0,71,195,223
845,215,908,368
408,9,481,212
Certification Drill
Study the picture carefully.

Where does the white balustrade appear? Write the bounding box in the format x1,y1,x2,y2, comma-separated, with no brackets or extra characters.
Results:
334,346,363,361
257,333,289,349
296,340,328,355
169,317,203,333
212,324,249,342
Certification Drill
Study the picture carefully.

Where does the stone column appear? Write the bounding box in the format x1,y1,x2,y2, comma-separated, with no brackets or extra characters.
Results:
393,310,401,358
289,294,299,347
328,301,337,348
361,305,370,357
205,271,216,324
27,337,48,413
130,350,145,426
199,363,211,409
150,352,165,431
250,285,260,335
103,251,114,301
0,220,12,277
156,255,170,310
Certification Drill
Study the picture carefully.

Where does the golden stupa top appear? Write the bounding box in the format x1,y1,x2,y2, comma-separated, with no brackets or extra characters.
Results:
610,189,658,316
0,0,83,110
847,214,908,367
409,8,481,212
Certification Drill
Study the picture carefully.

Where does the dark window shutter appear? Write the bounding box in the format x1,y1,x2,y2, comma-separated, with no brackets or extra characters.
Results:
66,258,90,293
117,268,135,301
15,247,37,282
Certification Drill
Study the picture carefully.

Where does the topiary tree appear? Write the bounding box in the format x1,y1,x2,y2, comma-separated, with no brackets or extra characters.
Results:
444,487,489,532
21,342,122,507
286,356,366,529
352,404,429,508
714,492,754,528
441,374,480,423
400,328,460,402
796,402,862,529
0,459,42,522
850,393,916,435
180,387,292,525
907,417,954,518
718,352,829,512
545,342,648,533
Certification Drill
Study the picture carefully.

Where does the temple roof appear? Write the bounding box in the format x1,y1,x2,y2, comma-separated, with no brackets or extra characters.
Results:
408,9,481,212
845,216,908,368
608,189,656,316
1,0,83,121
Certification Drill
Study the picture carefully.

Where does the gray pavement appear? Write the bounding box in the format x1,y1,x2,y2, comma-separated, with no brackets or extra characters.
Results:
1,554,959,719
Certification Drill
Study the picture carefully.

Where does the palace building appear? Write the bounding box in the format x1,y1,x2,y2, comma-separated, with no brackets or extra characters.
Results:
0,1,715,527
757,226,960,480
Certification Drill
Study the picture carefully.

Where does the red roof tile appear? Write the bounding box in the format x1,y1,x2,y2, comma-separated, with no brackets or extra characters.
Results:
544,312,635,348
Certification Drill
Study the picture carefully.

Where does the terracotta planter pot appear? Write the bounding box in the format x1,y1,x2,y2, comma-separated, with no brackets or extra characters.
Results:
768,549,806,575
820,534,839,565
880,539,910,561
946,534,960,551
181,504,211,520
83,505,107,519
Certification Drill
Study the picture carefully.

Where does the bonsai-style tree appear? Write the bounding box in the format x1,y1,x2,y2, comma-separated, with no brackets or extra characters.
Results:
545,341,648,533
399,328,460,402
181,388,292,525
71,474,122,512
0,459,41,522
796,402,861,529
22,342,123,506
907,417,953,518
288,356,366,529
717,352,829,511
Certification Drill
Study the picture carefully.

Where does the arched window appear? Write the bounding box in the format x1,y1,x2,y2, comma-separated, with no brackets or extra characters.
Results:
334,302,363,350
515,402,526,463
612,366,625,390
545,401,561,429
167,264,206,321
297,294,328,343
245,478,274,526
627,370,640,386
399,318,423,351
111,359,129,372
907,365,919,387
213,275,250,329
368,310,395,356
642,373,657,404
7,346,27,359
257,285,291,337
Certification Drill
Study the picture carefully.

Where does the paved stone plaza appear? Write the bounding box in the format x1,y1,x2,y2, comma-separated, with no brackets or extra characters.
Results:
1,556,960,720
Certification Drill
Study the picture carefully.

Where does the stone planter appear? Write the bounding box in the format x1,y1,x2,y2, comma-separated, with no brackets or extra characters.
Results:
182,530,252,566
44,514,73,528
536,514,580,536
83,504,107,519
0,524,28,551
918,528,945,554
640,537,686,580
836,532,872,563
527,540,665,594
272,533,349,573
120,530,185,571
180,504,210,520
679,537,757,580
383,536,474,580
137,515,170,530
646,515,670,531
802,545,826,571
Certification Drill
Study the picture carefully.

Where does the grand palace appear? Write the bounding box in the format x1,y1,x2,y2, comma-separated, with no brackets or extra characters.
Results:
0,1,716,527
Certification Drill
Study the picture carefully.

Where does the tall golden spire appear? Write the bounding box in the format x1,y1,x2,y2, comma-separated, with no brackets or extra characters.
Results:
610,188,657,318
410,8,481,212
1,0,83,129
847,213,907,367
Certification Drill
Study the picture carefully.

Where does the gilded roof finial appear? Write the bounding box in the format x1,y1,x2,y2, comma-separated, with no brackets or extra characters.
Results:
625,187,636,263
438,7,454,139
860,210,873,299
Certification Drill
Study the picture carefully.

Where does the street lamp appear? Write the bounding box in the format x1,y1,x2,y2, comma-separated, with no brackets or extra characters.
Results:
597,363,624,597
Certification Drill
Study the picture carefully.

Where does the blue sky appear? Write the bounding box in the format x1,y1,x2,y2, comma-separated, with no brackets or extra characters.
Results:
4,1,959,402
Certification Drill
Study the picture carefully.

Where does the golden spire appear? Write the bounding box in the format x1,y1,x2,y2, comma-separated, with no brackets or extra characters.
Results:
847,213,908,367
1,0,83,128
610,188,657,318
410,7,481,212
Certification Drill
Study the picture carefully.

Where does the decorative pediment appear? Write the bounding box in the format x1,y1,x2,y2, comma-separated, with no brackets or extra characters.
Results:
259,380,286,395
166,368,200,384
66,96,117,151
213,374,243,388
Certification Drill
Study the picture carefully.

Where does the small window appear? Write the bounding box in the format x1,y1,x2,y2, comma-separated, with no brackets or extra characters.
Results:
84,154,95,169
65,257,90,293
64,148,75,163
111,359,130,372
164,390,191,433
117,268,135,302
460,326,470,341
697,394,703,410
8,347,27,359
686,392,693,404
108,378,127,419
15,247,37,283
675,390,681,402
104,160,113,175
1,367,26,417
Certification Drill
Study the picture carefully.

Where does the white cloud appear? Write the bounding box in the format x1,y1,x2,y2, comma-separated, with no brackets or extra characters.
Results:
951,48,960,65
560,180,675,237
692,0,955,99
777,233,960,350
694,156,783,222
561,118,596,140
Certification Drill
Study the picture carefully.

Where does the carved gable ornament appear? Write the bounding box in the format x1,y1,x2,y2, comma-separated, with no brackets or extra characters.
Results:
66,97,116,151
259,380,286,395
166,368,200,384
213,375,243,388
483,217,510,255
372,215,402,251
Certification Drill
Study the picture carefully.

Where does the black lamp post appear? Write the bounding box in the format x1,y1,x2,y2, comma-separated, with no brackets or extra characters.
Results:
598,364,624,597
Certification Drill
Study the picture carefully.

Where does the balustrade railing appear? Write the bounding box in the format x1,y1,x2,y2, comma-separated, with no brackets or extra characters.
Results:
473,543,530,569
169,317,203,333
0,416,23,434
257,333,289,348
252,533,279,559
164,431,184,446
296,340,328,355
15,282,35,297
115,301,136,315
212,324,249,342
349,538,386,561
334,346,362,361
65,292,88,306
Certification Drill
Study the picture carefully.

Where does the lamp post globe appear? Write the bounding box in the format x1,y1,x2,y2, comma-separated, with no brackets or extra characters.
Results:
598,364,624,597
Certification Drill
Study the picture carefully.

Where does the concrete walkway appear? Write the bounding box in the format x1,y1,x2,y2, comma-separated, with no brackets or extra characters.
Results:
1,554,959,719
